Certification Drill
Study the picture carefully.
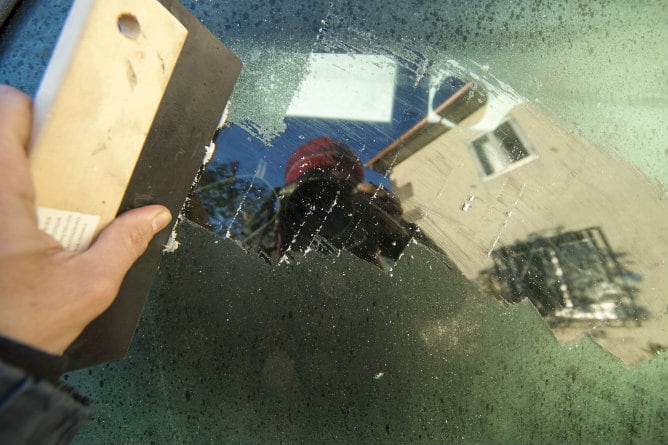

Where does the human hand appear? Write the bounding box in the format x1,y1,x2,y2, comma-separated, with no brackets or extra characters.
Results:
0,85,172,355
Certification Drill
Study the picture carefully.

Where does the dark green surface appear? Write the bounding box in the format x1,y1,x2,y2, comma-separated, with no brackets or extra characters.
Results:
66,221,667,444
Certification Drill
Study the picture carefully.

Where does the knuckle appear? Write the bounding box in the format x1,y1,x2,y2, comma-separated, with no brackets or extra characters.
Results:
124,222,151,255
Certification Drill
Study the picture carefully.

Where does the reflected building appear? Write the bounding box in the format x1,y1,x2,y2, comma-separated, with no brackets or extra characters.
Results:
367,81,668,364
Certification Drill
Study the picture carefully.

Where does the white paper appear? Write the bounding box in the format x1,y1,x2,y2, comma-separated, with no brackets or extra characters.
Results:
36,207,100,252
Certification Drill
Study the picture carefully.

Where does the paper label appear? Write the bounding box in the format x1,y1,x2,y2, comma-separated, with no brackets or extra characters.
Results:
36,207,100,252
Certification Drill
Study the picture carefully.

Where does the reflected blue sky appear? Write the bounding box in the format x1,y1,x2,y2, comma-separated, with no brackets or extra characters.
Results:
208,65,465,191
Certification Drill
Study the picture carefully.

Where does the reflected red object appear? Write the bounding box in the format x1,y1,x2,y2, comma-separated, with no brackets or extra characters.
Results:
285,136,364,184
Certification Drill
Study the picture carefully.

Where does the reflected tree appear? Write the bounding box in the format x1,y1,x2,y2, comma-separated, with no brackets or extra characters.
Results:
195,161,276,239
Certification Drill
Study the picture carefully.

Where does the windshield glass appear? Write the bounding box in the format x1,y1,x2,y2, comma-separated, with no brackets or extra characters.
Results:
1,0,666,444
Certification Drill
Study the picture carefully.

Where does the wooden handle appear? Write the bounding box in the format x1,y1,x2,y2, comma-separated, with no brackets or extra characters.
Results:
29,0,187,251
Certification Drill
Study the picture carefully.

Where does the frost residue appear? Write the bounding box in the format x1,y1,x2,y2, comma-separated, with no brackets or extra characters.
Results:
202,140,216,167
438,59,527,132
162,220,181,253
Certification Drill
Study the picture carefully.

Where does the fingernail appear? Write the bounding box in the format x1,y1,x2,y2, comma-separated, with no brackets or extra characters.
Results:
152,210,172,234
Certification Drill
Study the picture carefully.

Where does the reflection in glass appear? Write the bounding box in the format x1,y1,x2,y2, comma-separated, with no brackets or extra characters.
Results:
191,56,667,365
191,57,467,269
366,69,667,364
196,136,420,267
471,120,534,178
478,227,643,324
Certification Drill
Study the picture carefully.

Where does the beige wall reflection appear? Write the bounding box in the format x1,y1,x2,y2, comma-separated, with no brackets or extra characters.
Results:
368,83,668,365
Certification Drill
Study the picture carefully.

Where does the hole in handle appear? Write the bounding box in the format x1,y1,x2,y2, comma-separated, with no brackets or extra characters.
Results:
118,13,140,39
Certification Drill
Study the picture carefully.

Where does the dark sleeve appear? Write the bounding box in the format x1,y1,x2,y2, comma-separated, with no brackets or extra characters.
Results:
0,336,68,384
0,337,92,444
0,359,92,445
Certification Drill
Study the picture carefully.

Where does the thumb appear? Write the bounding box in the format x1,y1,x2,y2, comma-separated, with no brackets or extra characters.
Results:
82,205,172,280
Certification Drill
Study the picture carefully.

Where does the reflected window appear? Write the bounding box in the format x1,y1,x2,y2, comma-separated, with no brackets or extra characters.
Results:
471,119,534,178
